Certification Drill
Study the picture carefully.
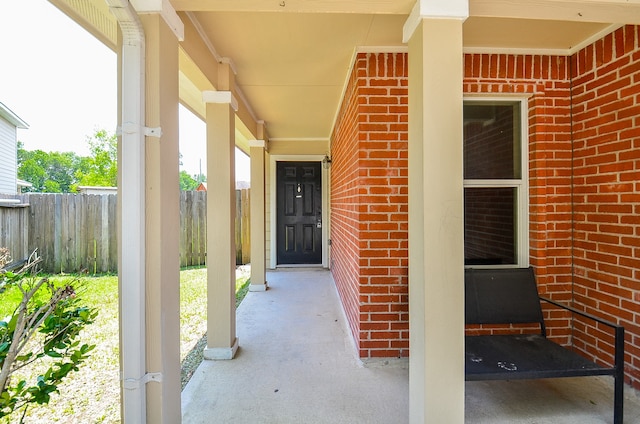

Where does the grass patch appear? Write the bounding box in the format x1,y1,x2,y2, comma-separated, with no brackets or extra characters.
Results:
0,266,251,423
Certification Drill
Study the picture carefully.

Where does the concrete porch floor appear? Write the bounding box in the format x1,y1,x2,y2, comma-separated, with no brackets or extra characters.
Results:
181,269,640,424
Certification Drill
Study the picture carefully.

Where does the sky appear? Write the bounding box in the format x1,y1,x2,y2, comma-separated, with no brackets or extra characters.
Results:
0,0,250,182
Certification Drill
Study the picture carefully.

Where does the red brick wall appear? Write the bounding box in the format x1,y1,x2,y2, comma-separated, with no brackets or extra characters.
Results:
571,25,640,385
331,27,640,388
331,52,409,358
331,54,362,352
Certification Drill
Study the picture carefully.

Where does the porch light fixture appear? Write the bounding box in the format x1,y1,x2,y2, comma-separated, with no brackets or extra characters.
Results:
323,154,332,169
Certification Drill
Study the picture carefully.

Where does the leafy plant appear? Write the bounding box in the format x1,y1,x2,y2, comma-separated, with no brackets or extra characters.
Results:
0,249,97,420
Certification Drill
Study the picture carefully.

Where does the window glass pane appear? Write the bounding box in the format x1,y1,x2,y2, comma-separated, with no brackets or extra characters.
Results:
464,102,521,180
464,187,517,265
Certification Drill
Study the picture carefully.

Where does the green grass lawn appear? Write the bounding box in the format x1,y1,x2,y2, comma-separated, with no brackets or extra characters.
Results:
0,266,250,423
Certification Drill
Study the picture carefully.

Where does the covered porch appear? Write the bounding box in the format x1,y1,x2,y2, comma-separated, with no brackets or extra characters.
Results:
41,0,640,422
182,268,640,423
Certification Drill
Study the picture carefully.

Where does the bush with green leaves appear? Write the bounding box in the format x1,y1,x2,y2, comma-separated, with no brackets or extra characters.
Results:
0,249,97,420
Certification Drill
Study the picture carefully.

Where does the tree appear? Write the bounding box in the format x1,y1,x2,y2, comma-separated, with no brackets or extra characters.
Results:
18,130,209,192
17,130,117,193
17,147,82,193
75,130,117,188
179,171,199,191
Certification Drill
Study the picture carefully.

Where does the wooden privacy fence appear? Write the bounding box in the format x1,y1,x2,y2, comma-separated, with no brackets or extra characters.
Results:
236,188,250,265
0,190,250,274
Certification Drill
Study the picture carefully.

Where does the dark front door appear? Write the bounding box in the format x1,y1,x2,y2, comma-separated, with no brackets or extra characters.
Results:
276,161,322,265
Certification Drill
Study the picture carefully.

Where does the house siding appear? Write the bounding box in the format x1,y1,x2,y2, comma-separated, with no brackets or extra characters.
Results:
0,117,18,195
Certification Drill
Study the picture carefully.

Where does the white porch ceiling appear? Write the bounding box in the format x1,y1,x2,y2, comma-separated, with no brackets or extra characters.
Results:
51,0,638,142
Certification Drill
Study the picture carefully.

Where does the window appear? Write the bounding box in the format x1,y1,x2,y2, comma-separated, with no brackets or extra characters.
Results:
463,100,528,267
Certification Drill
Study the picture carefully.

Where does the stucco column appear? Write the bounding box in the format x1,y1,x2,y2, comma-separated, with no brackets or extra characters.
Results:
404,1,467,423
140,13,181,424
249,138,268,291
203,91,239,360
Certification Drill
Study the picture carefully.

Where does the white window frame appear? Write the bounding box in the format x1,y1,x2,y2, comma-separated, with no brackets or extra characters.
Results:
463,97,529,268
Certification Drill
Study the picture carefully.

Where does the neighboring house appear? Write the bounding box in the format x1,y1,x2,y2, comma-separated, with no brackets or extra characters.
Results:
196,181,249,191
0,102,28,195
77,185,118,195
16,179,32,193
49,1,640,422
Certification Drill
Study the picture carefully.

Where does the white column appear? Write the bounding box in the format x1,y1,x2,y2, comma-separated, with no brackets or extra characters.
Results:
203,90,239,360
249,138,268,291
404,1,468,423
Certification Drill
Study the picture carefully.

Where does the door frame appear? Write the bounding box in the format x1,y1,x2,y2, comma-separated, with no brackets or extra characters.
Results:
270,155,329,268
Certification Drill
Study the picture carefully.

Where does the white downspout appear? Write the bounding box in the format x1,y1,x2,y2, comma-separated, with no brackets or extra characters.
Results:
106,1,147,422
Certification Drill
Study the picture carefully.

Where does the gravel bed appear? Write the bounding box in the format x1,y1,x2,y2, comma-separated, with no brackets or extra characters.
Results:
181,334,207,390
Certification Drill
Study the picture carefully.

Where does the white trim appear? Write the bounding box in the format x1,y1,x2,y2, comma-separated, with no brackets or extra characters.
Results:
131,0,184,41
269,155,329,269
464,47,574,56
185,12,259,123
0,102,28,129
462,97,529,268
203,338,239,360
269,137,329,142
220,57,239,76
470,0,640,25
355,46,409,54
403,0,469,43
249,282,268,292
330,47,358,151
464,92,534,100
418,0,469,19
517,99,529,268
202,91,239,111
233,85,259,122
568,23,623,55
185,12,222,62
402,2,422,43
248,139,266,148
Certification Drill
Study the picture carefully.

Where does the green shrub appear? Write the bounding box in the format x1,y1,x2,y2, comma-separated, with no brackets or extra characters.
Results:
0,250,97,420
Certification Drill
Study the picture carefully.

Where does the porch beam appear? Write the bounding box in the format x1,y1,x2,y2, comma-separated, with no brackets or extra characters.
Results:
406,3,466,423
470,0,640,24
203,90,239,360
172,0,415,14
176,12,259,138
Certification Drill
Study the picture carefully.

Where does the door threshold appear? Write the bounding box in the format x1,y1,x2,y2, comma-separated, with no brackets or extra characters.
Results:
276,264,324,268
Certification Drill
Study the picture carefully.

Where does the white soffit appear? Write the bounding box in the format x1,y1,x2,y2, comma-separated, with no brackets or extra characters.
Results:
463,17,616,55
